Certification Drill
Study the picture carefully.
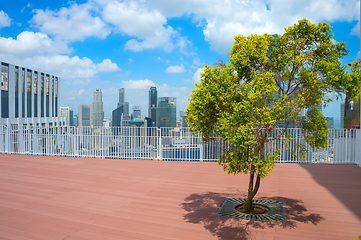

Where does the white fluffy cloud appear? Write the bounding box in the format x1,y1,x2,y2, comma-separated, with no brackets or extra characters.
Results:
32,2,111,41
24,0,360,54
122,79,156,90
0,31,71,57
18,55,94,79
0,10,11,28
0,32,120,79
100,0,186,52
33,55,120,79
142,0,360,53
166,64,186,73
192,68,203,84
124,26,176,52
102,1,166,39
351,22,360,37
96,59,121,72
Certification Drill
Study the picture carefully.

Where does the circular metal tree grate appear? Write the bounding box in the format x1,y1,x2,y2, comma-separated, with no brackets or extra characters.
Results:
214,197,286,223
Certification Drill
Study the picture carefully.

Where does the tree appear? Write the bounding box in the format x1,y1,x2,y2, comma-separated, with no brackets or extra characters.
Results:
186,19,361,214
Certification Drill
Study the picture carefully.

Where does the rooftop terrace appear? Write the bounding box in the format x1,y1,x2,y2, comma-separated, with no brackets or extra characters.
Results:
0,154,360,239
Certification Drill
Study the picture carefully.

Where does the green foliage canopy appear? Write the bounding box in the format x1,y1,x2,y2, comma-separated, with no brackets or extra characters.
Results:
186,19,361,179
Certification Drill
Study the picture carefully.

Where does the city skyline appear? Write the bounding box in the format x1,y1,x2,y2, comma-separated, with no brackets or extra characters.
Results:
0,0,359,120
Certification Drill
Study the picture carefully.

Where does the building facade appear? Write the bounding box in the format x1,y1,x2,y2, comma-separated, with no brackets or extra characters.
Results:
157,97,176,128
180,111,188,127
60,106,73,126
148,87,157,127
118,88,125,106
343,94,360,129
112,105,123,128
0,61,64,126
133,106,141,119
117,88,129,116
326,117,334,129
73,114,78,127
92,88,103,126
340,102,345,129
78,104,91,127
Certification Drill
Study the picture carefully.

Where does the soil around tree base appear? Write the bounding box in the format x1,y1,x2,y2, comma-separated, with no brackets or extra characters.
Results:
214,197,286,223
235,203,270,214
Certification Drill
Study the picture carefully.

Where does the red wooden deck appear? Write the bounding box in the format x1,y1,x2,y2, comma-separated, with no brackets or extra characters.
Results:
0,154,360,240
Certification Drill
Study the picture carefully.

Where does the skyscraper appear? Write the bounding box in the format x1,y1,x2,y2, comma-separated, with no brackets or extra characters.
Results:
117,88,129,116
60,106,73,126
148,87,157,127
133,106,141,119
122,102,129,116
340,102,345,129
73,114,78,127
92,88,103,126
157,97,176,128
118,88,125,106
343,94,360,129
112,104,123,128
180,111,188,127
78,104,91,127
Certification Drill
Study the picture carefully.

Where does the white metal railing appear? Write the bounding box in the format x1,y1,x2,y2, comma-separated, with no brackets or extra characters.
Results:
0,126,359,165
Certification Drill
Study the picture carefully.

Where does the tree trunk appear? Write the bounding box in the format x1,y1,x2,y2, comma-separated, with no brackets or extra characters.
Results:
244,172,261,214
244,138,265,214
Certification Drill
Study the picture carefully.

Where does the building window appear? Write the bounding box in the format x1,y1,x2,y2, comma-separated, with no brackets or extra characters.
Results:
46,75,49,117
22,68,25,118
55,77,58,117
52,76,54,117
34,72,38,117
41,74,44,117
15,67,19,118
1,63,9,118
27,70,32,117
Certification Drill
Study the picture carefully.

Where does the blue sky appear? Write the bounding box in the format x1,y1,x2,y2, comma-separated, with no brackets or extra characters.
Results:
0,0,360,123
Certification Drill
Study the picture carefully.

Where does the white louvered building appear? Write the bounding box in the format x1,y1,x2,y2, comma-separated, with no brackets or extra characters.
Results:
0,61,65,126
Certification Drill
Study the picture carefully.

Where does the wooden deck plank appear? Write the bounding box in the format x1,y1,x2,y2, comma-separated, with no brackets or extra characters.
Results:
0,154,360,239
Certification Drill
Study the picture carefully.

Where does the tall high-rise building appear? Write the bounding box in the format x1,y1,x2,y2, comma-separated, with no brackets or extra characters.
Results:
118,88,125,106
180,111,188,127
123,102,129,116
117,88,129,116
326,117,334,129
78,104,91,127
148,87,157,127
0,61,64,126
112,104,123,128
60,106,73,126
343,94,360,129
73,114,78,127
92,88,103,126
133,106,141,119
112,88,130,128
340,102,345,129
157,97,176,128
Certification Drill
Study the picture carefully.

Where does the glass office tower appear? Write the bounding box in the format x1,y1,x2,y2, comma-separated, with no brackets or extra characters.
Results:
148,87,157,127
157,97,176,128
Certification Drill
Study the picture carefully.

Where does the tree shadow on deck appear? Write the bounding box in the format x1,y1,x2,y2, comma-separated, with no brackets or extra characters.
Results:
181,192,324,240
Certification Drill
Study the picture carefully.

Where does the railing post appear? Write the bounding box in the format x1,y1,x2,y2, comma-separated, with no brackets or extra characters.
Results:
157,128,162,161
4,126,9,153
355,129,361,167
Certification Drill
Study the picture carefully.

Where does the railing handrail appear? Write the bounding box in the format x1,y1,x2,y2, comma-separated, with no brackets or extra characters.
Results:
0,126,359,165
